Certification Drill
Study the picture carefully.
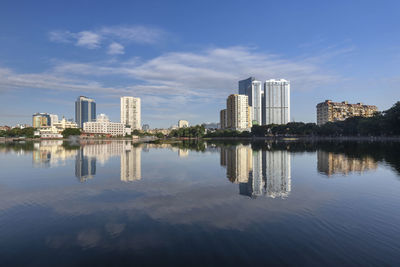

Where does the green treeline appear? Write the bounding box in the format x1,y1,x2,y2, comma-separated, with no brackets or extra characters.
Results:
0,127,36,138
209,101,400,137
169,125,206,138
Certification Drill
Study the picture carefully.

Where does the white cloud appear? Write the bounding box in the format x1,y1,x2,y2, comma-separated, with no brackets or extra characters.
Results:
100,25,164,44
49,25,165,52
76,31,101,49
107,42,125,55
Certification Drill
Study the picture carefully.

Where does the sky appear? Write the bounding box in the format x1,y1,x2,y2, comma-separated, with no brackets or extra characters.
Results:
0,0,400,128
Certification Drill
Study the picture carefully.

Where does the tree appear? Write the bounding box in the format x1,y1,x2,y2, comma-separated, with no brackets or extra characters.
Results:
62,128,81,138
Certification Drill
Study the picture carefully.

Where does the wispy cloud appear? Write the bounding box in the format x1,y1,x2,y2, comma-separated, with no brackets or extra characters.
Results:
48,25,165,52
107,42,125,55
76,31,101,49
0,46,349,124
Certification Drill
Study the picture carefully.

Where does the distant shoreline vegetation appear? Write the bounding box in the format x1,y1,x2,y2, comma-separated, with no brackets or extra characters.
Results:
206,101,400,138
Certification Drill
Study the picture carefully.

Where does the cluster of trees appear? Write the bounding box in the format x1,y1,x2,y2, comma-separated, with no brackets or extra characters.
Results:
204,129,251,138
0,127,36,138
169,125,205,138
61,128,81,138
253,101,400,137
129,130,165,139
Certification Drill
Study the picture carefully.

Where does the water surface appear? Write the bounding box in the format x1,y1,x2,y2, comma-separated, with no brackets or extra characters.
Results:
0,140,399,266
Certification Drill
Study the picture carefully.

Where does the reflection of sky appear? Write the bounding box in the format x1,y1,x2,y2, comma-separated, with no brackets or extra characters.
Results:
0,142,400,265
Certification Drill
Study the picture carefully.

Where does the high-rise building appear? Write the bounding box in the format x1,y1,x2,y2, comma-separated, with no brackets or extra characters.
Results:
32,113,51,128
226,94,251,130
316,100,378,125
75,96,96,128
178,120,189,128
239,77,255,106
220,109,227,129
263,79,290,125
49,114,59,126
120,96,141,130
239,77,262,125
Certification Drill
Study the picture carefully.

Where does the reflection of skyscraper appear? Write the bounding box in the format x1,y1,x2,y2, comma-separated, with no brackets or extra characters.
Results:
221,145,252,183
221,145,291,199
317,151,377,177
120,143,141,182
264,150,291,198
75,148,96,182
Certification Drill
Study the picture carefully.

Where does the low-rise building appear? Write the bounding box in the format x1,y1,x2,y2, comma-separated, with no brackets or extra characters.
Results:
83,114,130,136
316,100,378,125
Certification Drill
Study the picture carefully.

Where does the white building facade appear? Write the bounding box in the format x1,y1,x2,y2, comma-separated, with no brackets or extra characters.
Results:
263,79,290,125
84,114,130,136
120,96,141,130
178,120,189,128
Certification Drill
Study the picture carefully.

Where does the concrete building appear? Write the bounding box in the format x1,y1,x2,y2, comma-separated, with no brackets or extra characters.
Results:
178,120,189,128
53,118,78,130
239,77,262,126
316,100,378,125
32,113,51,128
49,114,59,126
83,114,130,136
226,94,251,130
75,96,96,128
120,96,141,130
220,109,227,129
263,79,290,125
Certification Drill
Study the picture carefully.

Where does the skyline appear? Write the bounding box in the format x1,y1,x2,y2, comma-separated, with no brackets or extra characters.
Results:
1,1,400,127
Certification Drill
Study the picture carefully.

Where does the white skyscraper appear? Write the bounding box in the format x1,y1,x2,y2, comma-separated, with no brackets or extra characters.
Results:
120,96,141,130
263,79,290,125
251,81,262,125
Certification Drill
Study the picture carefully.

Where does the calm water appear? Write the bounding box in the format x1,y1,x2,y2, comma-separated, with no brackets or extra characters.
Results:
0,140,400,266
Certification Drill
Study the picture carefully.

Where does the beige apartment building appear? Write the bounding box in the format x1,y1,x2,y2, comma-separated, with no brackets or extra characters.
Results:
316,100,378,125
226,94,251,130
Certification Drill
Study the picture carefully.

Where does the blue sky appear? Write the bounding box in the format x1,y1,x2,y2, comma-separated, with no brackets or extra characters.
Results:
1,0,399,127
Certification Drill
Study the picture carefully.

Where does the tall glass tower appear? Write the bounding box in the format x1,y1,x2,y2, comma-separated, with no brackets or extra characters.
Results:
75,96,96,128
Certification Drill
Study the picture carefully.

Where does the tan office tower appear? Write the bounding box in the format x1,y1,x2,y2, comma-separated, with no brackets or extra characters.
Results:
120,96,141,130
226,94,251,130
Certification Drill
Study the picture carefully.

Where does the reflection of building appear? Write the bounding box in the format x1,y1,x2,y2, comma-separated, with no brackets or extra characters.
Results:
32,140,78,167
316,100,378,125
317,151,378,176
178,148,189,157
221,145,291,198
75,96,96,128
121,143,142,182
221,145,252,183
75,148,96,182
264,150,291,198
